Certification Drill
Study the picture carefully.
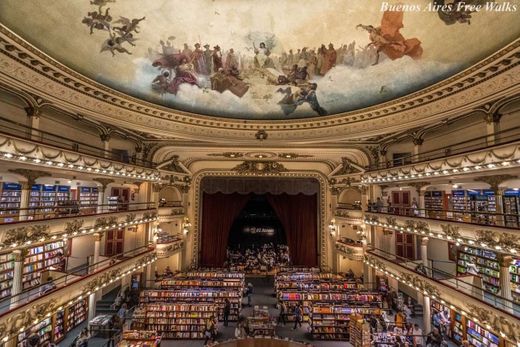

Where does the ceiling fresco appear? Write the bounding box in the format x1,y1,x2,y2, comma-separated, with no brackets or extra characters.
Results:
0,0,519,120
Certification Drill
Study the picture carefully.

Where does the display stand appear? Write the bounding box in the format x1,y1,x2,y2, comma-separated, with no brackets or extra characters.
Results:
349,314,370,347
119,330,161,347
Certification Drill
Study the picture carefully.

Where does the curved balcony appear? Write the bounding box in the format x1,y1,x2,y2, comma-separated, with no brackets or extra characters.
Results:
366,247,519,318
0,246,156,318
0,116,155,168
335,239,364,261
156,235,184,259
366,206,520,229
0,202,156,226
366,125,520,171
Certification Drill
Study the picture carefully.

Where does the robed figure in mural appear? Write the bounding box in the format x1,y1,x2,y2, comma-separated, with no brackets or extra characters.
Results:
357,10,423,65
168,57,199,94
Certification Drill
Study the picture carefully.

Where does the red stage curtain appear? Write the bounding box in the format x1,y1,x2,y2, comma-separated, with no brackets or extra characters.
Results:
200,192,251,267
266,193,318,266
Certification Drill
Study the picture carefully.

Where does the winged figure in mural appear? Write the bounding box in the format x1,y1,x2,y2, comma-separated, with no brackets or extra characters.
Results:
82,1,146,56
276,84,327,117
82,8,113,34
432,0,493,25
357,10,423,65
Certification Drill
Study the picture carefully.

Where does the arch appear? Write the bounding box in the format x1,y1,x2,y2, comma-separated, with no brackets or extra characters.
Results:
338,187,361,205
159,186,182,202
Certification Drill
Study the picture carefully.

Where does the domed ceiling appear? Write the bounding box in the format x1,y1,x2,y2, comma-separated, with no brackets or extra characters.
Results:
0,0,518,120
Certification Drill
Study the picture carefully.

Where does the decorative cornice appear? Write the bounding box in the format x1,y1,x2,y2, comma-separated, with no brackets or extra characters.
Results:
474,174,518,191
8,169,51,187
465,303,520,342
65,219,84,234
0,25,518,142
207,152,244,158
2,225,49,246
232,160,288,175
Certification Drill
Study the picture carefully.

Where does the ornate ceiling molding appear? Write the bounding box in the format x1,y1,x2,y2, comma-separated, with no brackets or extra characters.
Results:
0,25,518,143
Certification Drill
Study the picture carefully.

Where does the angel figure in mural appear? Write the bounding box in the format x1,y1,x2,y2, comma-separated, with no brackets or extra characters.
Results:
276,83,327,117
82,7,113,34
357,10,423,65
432,0,492,25
82,1,145,56
113,16,146,37
100,31,133,56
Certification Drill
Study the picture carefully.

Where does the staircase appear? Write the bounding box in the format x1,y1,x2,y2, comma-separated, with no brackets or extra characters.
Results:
95,286,121,316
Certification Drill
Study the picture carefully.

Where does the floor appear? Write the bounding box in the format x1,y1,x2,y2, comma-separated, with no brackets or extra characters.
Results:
58,276,426,347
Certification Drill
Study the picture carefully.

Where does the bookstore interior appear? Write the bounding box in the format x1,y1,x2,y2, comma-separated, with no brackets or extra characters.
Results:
0,1,519,346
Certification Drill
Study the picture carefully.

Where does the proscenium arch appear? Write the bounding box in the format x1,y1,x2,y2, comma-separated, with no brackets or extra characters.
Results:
189,170,330,270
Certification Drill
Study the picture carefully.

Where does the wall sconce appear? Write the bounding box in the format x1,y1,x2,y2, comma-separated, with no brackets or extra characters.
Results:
182,217,192,235
328,218,337,237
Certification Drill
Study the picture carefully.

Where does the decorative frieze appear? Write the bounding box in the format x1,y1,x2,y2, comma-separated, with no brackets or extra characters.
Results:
232,160,288,175
2,225,49,246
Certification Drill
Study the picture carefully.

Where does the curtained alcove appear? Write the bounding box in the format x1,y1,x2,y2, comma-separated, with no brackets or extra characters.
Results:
199,178,320,268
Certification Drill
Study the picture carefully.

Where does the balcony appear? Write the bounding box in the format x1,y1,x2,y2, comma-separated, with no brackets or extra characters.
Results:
366,125,520,171
366,247,520,335
366,206,520,229
156,235,184,259
362,127,520,184
0,246,156,331
0,202,157,226
158,201,185,222
0,116,160,181
335,239,364,261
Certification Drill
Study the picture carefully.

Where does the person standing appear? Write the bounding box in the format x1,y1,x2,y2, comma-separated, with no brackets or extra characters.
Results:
223,298,231,327
278,301,287,326
412,323,424,347
292,303,303,330
247,282,253,307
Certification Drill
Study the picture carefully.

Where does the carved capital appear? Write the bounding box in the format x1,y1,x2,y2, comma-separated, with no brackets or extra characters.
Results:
8,169,51,187
93,178,114,190
24,106,40,118
99,132,111,142
484,112,502,124
93,232,102,242
474,174,517,192
412,137,424,146
409,181,430,194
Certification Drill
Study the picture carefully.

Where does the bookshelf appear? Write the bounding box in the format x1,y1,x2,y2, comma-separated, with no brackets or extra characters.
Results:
79,186,99,213
28,184,41,220
66,298,88,332
310,303,380,340
0,182,21,223
466,319,499,347
140,289,242,321
53,309,65,343
119,330,161,347
503,190,520,228
17,317,52,347
349,314,370,347
452,312,465,344
457,246,500,294
451,190,467,221
159,278,244,290
425,191,444,218
22,241,65,290
0,252,14,299
133,303,217,339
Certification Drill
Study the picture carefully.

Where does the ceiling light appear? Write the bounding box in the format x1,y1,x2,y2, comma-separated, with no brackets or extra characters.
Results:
475,165,481,169
19,156,27,161
3,153,13,158
463,167,470,172
34,158,41,163
502,161,511,166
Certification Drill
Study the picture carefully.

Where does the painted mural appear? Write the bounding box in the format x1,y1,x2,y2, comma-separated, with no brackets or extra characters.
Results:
0,0,519,120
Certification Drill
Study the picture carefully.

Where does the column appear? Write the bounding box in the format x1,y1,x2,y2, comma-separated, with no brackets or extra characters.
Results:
88,292,97,321
100,133,111,159
421,237,430,277
19,182,30,221
423,295,432,334
93,178,114,213
93,233,101,271
484,113,501,146
495,188,505,227
499,255,513,313
412,137,423,163
25,106,41,141
379,148,387,169
145,263,153,289
10,250,23,309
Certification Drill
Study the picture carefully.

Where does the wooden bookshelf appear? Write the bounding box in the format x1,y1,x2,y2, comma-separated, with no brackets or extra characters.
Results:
132,303,217,339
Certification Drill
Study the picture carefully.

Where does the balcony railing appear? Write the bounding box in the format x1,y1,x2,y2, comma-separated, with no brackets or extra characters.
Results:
0,245,154,316
158,200,183,207
0,115,155,168
367,247,519,317
366,206,520,229
337,202,362,210
0,201,157,225
366,125,520,171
